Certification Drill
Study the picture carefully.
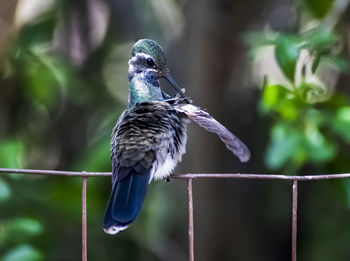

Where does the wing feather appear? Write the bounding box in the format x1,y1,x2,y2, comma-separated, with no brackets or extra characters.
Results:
175,104,250,162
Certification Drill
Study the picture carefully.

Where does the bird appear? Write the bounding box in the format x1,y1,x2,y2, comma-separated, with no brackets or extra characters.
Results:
103,39,250,234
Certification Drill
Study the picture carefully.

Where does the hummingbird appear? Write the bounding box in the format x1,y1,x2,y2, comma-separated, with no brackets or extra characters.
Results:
103,39,250,234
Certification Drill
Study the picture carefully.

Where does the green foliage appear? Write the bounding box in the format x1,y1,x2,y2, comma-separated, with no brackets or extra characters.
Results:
0,178,11,201
0,139,22,205
251,25,348,172
265,122,303,170
247,2,350,256
304,0,335,18
1,5,92,261
1,245,42,261
0,218,43,245
8,218,43,239
0,140,24,169
262,85,298,119
332,107,350,142
274,36,300,82
0,217,43,260
0,1,184,259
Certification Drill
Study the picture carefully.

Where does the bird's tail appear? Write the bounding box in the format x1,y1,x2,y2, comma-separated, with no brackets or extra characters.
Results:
103,167,151,234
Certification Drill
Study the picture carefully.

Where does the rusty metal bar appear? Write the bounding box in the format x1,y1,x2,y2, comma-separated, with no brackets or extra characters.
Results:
2,168,350,181
188,178,194,261
0,168,110,177
82,177,88,261
174,173,350,181
292,180,298,261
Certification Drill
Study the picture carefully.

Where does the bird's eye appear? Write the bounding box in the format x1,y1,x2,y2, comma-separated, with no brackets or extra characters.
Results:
146,57,155,67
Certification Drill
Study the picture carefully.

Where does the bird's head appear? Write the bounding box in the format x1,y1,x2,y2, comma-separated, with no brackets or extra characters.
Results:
129,39,189,102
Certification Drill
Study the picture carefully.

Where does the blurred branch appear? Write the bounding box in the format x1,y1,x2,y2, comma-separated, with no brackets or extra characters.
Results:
321,0,350,28
0,0,18,58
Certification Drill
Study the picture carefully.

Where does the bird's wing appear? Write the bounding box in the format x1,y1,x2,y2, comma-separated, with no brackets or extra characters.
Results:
174,104,250,162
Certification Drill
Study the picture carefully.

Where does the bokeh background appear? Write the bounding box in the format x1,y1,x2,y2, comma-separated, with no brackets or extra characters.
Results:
1,0,350,260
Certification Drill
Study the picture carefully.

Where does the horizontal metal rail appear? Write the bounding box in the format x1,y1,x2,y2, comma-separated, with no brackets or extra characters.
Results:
2,168,350,180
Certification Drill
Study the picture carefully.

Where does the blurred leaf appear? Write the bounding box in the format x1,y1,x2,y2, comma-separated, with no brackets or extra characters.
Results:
300,28,337,53
304,0,335,18
16,48,68,108
274,36,300,82
278,101,299,120
322,55,349,72
262,85,290,109
0,139,24,169
262,85,299,119
265,123,303,169
0,178,11,201
1,245,42,261
333,107,350,142
312,55,321,73
324,93,349,109
25,63,58,105
17,12,57,47
299,82,326,103
305,109,327,126
8,218,43,237
241,32,276,48
304,125,336,162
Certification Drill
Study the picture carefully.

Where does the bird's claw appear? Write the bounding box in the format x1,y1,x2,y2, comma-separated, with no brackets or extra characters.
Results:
163,88,192,104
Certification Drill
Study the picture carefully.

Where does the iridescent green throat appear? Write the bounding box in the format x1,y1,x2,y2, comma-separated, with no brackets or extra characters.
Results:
128,74,163,106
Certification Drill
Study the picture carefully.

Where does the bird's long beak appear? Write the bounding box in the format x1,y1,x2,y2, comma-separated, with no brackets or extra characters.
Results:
164,76,190,104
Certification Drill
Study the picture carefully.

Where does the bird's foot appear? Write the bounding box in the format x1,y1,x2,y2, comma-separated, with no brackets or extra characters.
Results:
174,88,186,98
163,88,191,103
164,176,171,182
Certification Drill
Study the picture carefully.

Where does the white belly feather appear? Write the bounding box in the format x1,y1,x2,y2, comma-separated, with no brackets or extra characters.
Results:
152,155,178,180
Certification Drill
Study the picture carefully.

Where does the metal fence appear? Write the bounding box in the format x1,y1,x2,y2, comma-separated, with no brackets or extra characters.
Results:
2,168,350,261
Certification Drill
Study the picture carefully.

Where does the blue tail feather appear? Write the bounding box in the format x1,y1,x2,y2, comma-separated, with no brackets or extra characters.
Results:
103,167,151,234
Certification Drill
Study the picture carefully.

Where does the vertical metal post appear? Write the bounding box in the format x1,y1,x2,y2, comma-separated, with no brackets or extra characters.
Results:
291,180,298,261
187,178,194,261
82,176,88,261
